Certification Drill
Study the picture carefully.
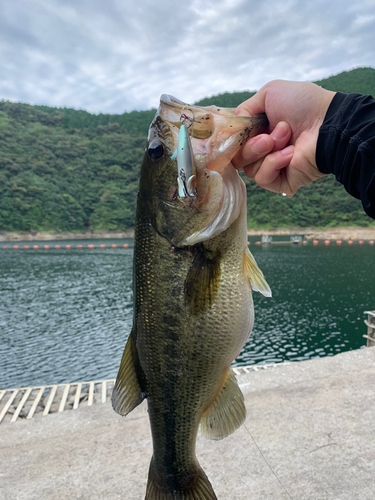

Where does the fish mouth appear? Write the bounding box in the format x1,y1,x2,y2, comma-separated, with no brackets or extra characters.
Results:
155,94,268,173
149,95,268,246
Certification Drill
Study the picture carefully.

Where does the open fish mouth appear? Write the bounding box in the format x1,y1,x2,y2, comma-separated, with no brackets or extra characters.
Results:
153,94,268,174
147,95,268,247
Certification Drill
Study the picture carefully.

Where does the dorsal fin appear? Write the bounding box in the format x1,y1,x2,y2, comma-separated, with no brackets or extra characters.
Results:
243,248,272,297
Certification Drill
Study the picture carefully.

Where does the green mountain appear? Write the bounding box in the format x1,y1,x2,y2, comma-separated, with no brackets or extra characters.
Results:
0,67,374,233
194,91,256,108
315,67,375,95
194,67,375,107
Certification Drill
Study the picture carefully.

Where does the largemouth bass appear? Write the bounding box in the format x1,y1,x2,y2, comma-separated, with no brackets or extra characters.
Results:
112,95,271,500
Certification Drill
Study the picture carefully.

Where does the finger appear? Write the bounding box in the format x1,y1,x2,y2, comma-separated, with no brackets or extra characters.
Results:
253,146,294,193
243,157,266,179
232,134,274,171
270,121,292,152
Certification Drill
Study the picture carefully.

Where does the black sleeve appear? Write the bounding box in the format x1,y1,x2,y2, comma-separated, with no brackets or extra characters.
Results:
316,92,375,219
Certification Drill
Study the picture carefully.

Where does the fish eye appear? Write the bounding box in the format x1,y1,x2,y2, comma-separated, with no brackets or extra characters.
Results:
148,141,164,161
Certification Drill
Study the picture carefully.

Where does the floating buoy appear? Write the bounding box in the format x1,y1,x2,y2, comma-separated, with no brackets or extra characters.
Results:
111,244,117,248
44,245,50,250
369,241,374,245
24,245,30,249
33,245,39,249
55,245,61,249
13,245,19,250
247,241,250,246
336,240,342,245
123,243,129,248
77,244,83,249
324,240,330,245
348,240,353,245
100,244,106,249
255,241,261,246
313,240,319,245
3,245,9,249
66,245,71,249
359,240,364,245
88,244,94,249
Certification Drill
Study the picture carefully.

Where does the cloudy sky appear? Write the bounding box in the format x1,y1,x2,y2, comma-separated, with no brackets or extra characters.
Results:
1,0,374,113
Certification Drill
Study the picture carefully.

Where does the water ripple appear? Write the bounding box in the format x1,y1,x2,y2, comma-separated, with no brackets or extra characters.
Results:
1,240,374,388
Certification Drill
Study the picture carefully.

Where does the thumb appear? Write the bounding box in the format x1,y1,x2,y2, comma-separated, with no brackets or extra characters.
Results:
235,86,268,117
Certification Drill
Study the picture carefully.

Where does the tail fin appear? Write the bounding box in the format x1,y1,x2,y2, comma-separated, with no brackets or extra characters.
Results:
145,458,217,500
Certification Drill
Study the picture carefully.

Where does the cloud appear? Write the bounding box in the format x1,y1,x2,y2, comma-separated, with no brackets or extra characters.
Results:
0,0,374,113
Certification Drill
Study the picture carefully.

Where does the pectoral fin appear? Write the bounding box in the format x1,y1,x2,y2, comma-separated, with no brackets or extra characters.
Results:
200,368,246,440
184,245,221,315
243,248,272,297
112,330,146,416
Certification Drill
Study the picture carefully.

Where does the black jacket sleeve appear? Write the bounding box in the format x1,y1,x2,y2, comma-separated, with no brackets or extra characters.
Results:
316,92,375,219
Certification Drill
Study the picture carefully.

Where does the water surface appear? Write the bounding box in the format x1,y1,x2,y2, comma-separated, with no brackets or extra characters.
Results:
1,239,373,388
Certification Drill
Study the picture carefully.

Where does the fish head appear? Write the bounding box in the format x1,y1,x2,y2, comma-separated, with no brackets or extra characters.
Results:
139,94,268,247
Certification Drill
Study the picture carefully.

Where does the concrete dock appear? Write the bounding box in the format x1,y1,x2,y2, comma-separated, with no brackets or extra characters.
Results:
1,348,374,500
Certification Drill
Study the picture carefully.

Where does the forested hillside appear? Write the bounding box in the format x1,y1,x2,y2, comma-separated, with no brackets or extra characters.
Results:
1,67,374,233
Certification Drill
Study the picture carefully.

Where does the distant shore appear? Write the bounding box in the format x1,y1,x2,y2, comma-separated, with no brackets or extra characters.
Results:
1,226,375,242
248,226,375,241
0,230,134,242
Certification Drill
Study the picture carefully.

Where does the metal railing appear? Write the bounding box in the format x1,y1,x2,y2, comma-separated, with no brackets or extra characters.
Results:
0,363,284,425
364,311,375,347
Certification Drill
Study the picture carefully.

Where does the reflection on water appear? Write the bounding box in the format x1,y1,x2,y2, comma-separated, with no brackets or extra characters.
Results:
1,239,374,388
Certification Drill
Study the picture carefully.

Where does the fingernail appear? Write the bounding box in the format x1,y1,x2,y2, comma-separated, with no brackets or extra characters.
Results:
271,123,288,142
281,145,294,155
251,136,271,155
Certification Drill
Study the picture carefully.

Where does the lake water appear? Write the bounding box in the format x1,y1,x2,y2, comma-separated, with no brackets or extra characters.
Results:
1,238,374,389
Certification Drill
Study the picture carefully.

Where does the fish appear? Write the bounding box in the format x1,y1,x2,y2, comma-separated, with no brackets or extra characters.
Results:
112,94,271,500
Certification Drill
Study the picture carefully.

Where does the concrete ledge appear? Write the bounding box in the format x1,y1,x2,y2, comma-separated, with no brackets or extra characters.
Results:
1,348,374,499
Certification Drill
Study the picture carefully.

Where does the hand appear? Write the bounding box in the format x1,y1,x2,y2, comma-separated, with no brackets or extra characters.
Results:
233,80,336,196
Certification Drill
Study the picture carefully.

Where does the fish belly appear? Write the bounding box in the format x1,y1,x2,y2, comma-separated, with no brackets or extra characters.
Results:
134,214,253,489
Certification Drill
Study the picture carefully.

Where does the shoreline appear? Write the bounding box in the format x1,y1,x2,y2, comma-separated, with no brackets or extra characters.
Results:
1,226,375,242
0,230,135,242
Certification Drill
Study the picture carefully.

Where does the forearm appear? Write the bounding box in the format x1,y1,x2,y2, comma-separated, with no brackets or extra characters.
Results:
316,92,375,219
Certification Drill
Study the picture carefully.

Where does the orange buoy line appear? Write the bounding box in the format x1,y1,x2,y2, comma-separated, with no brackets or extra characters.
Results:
2,239,375,250
307,239,375,246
